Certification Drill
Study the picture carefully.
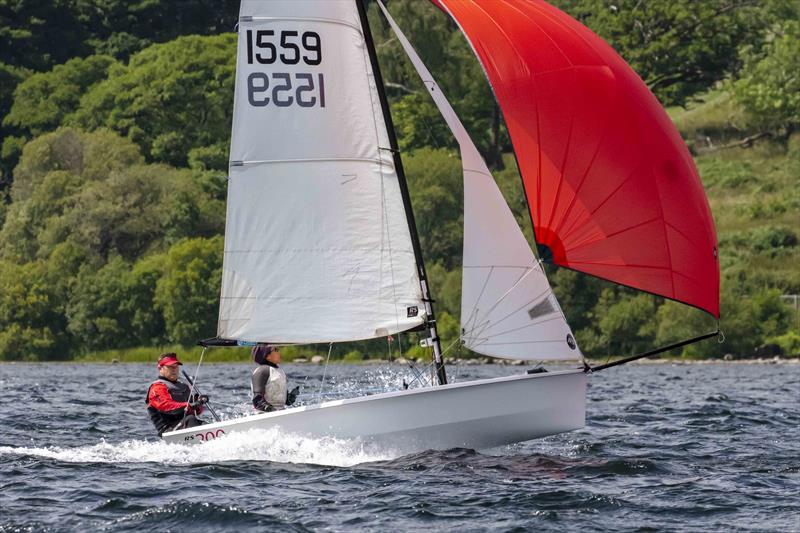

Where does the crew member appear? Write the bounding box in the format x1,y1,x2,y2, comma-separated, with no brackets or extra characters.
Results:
145,353,207,436
251,344,299,412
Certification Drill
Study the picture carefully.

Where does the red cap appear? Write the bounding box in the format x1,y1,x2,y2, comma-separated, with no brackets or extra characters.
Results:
157,353,183,368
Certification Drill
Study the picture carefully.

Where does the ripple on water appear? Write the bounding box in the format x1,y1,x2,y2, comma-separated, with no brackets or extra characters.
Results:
0,362,799,532
107,502,306,532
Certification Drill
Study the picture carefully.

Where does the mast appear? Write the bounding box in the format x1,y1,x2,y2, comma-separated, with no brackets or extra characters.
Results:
356,0,447,385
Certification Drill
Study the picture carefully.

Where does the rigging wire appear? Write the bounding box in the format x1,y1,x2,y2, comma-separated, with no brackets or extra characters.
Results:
460,267,552,346
360,8,407,365
381,9,458,377
317,342,334,403
382,26,445,151
378,36,440,379
372,19,410,366
377,146,405,362
190,346,208,392
183,346,221,423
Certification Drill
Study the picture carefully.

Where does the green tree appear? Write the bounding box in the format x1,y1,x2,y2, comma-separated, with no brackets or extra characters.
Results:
1,128,224,262
71,34,236,167
125,254,168,345
0,1,239,193
711,286,790,358
392,94,456,152
656,285,792,358
65,251,169,352
734,22,800,138
0,258,72,360
436,311,461,352
560,0,768,106
9,127,143,203
0,1,238,71
59,163,224,260
372,0,508,166
584,289,660,355
654,300,717,356
154,236,223,345
0,62,31,190
0,2,89,72
404,148,463,269
426,262,462,319
551,268,607,334
4,55,117,137
0,170,85,261
0,128,142,261
67,256,135,351
81,0,239,60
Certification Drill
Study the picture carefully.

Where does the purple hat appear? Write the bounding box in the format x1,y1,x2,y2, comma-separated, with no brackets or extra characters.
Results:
252,344,275,365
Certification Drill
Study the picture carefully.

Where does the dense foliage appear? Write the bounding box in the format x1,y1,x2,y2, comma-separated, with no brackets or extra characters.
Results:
562,0,771,106
734,21,800,138
0,0,797,361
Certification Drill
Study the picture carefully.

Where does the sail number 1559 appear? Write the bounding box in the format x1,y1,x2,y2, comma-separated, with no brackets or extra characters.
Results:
245,30,321,66
245,29,326,109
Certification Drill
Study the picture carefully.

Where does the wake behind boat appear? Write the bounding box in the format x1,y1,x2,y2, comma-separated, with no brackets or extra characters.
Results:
164,0,720,449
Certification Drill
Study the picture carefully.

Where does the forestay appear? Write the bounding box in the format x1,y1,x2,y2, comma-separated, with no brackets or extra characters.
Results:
218,0,425,343
378,2,580,361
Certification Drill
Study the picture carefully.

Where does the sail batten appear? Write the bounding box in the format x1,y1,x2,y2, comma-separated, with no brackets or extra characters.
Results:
218,0,425,343
378,1,581,362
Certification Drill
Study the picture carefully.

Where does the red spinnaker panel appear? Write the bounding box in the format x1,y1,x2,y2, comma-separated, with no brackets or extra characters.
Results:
430,0,720,317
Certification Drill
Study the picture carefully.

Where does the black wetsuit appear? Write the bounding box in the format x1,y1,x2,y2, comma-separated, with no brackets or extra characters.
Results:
252,361,295,411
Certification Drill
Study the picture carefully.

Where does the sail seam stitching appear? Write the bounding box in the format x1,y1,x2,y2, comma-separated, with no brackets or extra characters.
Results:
231,157,389,166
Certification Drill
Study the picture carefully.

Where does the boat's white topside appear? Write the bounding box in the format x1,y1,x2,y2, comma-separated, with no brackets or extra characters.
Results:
164,369,586,443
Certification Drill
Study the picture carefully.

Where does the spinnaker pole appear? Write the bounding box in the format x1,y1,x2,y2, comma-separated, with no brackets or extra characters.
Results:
589,329,721,372
356,0,447,385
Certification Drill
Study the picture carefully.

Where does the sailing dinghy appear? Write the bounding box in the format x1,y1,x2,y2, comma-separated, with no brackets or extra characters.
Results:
162,0,720,451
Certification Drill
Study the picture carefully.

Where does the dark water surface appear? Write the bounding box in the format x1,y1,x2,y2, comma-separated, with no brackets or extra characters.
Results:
1,362,798,532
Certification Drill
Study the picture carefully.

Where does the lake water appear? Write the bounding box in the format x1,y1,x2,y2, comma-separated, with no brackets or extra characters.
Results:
1,361,798,532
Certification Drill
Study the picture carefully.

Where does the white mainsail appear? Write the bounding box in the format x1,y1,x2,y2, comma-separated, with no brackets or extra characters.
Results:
218,0,425,343
378,1,581,361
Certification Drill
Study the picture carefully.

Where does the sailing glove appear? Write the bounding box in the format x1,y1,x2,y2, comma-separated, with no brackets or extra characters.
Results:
189,396,208,411
253,393,271,412
287,386,300,406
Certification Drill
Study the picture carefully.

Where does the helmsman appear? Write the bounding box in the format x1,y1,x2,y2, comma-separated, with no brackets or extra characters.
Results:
145,353,207,436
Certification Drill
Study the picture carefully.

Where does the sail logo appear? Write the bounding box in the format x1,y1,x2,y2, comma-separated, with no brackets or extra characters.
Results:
244,29,326,108
407,306,419,318
566,334,577,350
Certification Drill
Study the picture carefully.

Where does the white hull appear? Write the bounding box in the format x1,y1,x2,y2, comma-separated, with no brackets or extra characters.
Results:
163,369,587,453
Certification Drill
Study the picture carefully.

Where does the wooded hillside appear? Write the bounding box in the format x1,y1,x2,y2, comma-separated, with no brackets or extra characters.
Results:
0,0,797,361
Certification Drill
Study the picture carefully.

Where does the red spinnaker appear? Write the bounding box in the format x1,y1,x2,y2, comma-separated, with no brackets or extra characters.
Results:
430,0,720,317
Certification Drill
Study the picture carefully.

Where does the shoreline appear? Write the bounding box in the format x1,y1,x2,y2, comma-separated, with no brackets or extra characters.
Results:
1,357,797,365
